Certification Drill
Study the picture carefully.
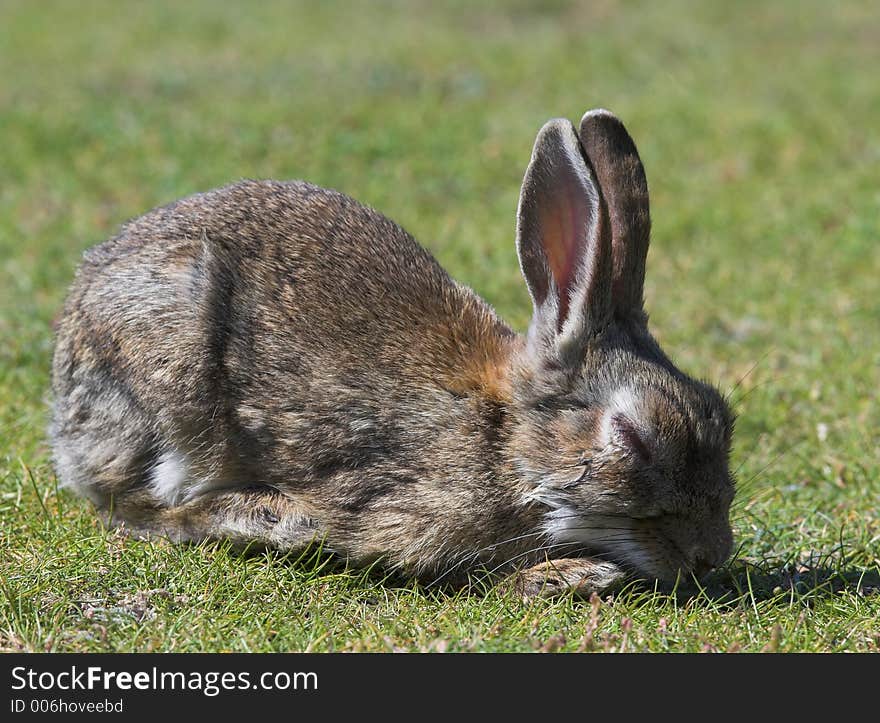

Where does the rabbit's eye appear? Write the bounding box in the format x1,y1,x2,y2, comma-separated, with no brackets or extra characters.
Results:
562,457,591,489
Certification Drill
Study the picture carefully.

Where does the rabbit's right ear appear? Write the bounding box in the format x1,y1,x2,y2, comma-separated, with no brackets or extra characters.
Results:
578,109,650,318
516,118,612,364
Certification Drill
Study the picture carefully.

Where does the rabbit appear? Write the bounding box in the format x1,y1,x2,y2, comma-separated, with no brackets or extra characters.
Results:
50,109,735,599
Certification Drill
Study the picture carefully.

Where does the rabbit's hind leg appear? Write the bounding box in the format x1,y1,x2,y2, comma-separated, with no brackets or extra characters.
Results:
115,486,325,553
51,362,322,553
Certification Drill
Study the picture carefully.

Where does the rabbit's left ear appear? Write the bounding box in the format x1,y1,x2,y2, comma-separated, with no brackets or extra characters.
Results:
578,109,650,318
516,118,613,363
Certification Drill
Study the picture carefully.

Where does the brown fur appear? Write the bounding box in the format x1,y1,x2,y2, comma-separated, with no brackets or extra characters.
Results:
50,110,735,597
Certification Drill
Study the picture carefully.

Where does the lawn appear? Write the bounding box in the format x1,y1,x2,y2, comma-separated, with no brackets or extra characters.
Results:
1,0,877,652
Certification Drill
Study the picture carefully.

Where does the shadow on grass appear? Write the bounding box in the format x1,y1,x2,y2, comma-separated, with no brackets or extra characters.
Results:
189,538,880,608
662,560,880,607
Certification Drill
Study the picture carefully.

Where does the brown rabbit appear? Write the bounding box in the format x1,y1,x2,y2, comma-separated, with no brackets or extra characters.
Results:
50,110,735,598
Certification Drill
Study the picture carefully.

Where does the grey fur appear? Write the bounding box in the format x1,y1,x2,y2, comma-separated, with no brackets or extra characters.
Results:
516,118,613,365
50,109,734,597
578,109,651,317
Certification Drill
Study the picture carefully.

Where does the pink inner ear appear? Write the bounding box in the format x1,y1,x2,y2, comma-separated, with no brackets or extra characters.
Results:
613,414,652,462
541,191,587,332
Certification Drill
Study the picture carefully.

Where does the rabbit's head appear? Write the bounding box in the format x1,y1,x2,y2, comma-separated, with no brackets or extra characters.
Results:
508,111,734,583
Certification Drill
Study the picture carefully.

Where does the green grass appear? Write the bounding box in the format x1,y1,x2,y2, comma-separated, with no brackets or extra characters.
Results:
1,0,878,652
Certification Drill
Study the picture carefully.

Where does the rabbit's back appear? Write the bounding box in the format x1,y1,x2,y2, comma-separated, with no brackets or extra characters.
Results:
51,181,520,555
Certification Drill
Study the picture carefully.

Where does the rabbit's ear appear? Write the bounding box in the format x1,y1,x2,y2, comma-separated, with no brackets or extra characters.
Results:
578,109,650,318
516,118,612,362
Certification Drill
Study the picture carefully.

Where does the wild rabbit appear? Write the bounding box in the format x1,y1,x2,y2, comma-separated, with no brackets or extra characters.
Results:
50,109,734,598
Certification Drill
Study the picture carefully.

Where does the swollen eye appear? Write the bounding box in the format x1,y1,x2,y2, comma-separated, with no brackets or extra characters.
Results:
612,414,652,462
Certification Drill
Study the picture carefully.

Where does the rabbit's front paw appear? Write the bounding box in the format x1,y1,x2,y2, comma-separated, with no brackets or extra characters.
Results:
508,558,626,600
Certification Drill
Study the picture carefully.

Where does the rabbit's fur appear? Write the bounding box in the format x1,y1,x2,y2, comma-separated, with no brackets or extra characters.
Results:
51,110,734,597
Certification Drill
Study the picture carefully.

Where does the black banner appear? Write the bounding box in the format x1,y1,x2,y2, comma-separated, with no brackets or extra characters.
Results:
0,653,868,716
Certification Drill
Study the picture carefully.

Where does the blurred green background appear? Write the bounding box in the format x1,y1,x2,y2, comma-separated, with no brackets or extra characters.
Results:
1,0,877,651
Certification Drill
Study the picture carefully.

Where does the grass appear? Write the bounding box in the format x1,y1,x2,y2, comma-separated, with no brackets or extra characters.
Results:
1,0,878,652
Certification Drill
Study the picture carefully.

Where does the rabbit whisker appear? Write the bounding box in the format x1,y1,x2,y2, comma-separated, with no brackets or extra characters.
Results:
426,529,552,587
725,349,771,403
485,541,587,578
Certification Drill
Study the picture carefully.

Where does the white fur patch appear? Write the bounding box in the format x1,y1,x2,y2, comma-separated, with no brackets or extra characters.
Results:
149,448,189,505
599,386,645,447
542,507,652,574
